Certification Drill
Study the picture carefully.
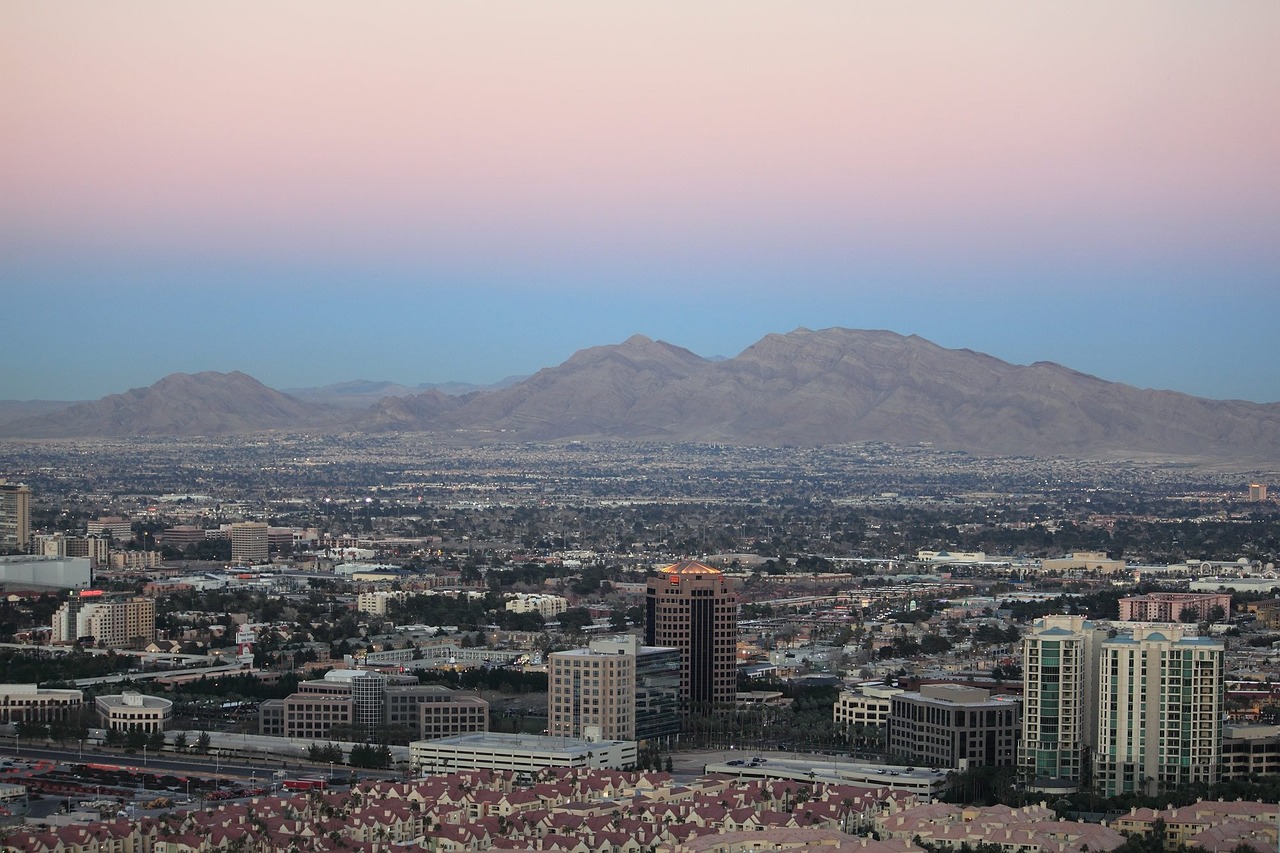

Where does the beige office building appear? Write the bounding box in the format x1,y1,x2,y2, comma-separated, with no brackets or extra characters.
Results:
834,682,903,732
96,691,173,733
260,672,488,740
548,635,682,742
0,684,84,725
230,521,270,564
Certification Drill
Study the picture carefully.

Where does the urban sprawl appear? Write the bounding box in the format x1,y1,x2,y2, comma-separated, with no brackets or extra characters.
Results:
0,437,1277,852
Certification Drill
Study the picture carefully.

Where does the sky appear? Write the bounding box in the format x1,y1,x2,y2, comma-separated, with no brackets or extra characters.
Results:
2,2,1278,402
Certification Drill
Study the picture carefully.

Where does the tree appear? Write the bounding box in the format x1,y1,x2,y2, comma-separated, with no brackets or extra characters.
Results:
172,732,188,751
196,731,211,754
1179,606,1200,623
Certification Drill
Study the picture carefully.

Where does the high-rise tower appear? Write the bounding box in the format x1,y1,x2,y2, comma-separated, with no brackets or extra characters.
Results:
230,521,269,564
645,560,737,713
1094,626,1223,797
0,482,31,553
1020,615,1108,791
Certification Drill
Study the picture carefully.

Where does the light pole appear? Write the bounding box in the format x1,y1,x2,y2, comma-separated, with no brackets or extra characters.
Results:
142,745,148,766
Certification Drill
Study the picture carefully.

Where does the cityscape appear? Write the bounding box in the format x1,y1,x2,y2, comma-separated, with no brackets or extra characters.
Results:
0,437,1277,851
4,3,1279,852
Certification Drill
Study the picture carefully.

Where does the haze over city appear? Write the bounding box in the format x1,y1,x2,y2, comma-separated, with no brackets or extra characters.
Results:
3,2,1278,403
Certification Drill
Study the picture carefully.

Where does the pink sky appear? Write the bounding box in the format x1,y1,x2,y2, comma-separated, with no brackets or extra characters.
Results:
2,2,1278,400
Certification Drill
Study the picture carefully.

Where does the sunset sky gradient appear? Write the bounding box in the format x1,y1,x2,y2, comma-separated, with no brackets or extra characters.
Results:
3,2,1278,401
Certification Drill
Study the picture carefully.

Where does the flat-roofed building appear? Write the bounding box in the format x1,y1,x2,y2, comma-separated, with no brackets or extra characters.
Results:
51,594,155,649
109,550,162,570
65,536,110,568
0,482,31,553
1040,551,1126,574
161,525,210,549
0,684,84,725
834,682,903,733
1019,615,1107,793
1095,626,1224,797
86,517,132,542
96,691,172,733
356,590,410,616
230,521,269,564
505,593,568,619
1222,724,1280,779
409,732,636,774
260,671,488,740
0,555,91,592
548,635,680,742
1118,592,1231,623
887,684,1020,770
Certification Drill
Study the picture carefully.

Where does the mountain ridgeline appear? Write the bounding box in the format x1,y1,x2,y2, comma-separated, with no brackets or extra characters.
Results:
4,329,1278,463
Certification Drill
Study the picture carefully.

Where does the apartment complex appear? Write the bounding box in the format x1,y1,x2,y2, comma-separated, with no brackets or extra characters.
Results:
1118,592,1231,623
36,533,111,567
51,594,155,649
230,521,269,564
887,684,1021,770
1019,615,1108,791
645,560,738,713
505,593,569,619
547,635,681,742
1095,626,1224,797
0,481,30,552
356,590,410,616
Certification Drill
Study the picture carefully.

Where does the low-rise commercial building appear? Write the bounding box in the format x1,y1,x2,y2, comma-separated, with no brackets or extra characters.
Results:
0,556,92,592
834,682,903,733
1221,724,1280,780
259,670,488,740
0,684,84,725
96,692,172,733
409,732,636,774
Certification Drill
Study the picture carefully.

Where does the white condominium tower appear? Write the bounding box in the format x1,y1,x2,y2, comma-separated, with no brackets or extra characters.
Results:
1020,615,1108,791
1095,626,1223,797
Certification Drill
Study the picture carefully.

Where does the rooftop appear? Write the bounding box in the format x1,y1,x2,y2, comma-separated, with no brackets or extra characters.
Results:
658,559,723,576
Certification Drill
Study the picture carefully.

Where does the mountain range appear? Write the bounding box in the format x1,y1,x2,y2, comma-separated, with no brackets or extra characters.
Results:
3,328,1278,463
